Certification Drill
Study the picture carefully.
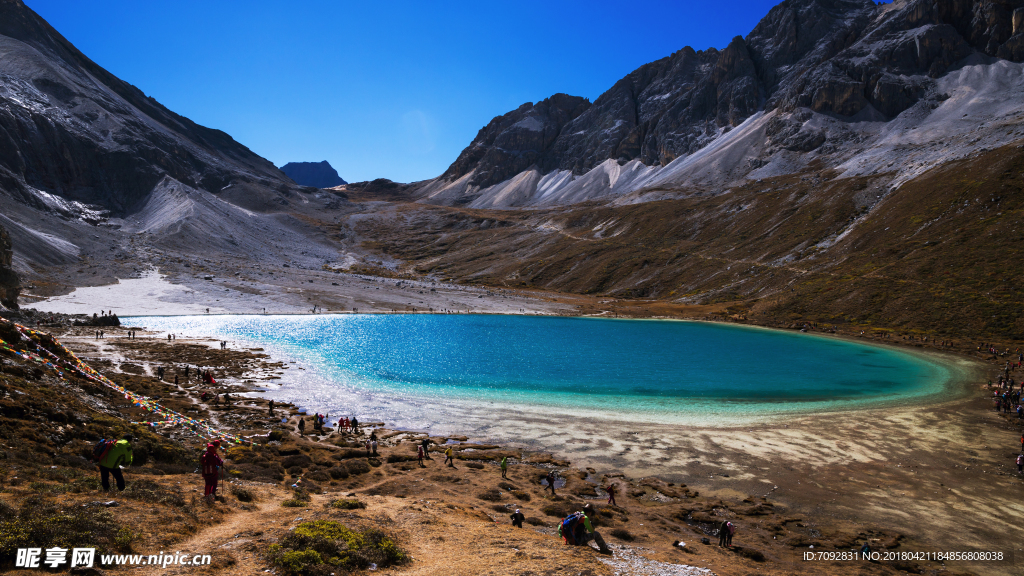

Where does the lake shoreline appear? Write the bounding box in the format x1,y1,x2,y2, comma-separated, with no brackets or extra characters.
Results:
39,313,1023,575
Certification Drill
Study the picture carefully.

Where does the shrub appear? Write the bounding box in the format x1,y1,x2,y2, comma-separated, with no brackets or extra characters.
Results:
498,482,517,491
0,497,122,556
268,520,408,575
115,526,135,551
477,489,502,502
511,490,531,502
281,499,308,508
541,502,574,517
465,462,484,469
330,499,366,510
231,486,255,503
276,549,321,573
492,504,509,512
306,470,330,482
327,466,349,480
525,516,546,526
610,528,634,541
346,460,371,475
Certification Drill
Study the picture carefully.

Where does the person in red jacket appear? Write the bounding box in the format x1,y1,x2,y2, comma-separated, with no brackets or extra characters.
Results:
200,443,223,504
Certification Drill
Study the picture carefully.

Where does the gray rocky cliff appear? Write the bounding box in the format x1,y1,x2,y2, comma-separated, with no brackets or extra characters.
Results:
431,0,1024,199
0,0,300,216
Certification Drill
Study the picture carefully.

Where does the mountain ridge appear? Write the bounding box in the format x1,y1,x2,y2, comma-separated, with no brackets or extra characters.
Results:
416,0,1024,208
0,0,299,216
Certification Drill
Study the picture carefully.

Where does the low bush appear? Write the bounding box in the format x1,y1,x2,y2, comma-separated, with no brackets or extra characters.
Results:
330,499,366,510
511,490,531,502
465,462,484,469
267,520,408,575
0,496,123,556
610,528,634,541
231,486,255,502
477,489,502,502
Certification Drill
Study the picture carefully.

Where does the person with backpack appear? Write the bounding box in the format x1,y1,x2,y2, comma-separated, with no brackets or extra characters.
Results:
510,508,525,528
351,417,359,434
200,443,224,504
298,417,306,435
718,520,735,547
444,446,454,467
417,444,425,467
96,434,133,492
421,437,432,459
557,504,610,554
500,456,509,479
605,482,617,506
545,471,557,495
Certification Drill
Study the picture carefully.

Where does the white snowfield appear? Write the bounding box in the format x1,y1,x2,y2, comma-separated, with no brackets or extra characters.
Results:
418,57,1024,209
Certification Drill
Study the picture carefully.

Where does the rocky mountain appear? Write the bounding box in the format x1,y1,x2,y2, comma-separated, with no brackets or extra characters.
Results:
0,0,353,297
279,161,347,188
0,0,303,218
418,0,1024,208
0,223,18,309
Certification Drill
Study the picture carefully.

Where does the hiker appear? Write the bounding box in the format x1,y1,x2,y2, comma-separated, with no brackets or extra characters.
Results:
1017,453,1023,474
157,366,165,380
365,438,371,456
200,443,223,504
545,471,557,495
500,456,509,479
351,417,359,434
97,434,133,492
421,437,432,459
298,417,306,435
444,446,454,467
718,520,735,547
371,437,378,456
510,508,525,528
605,483,617,506
417,444,425,467
269,399,275,416
558,504,610,554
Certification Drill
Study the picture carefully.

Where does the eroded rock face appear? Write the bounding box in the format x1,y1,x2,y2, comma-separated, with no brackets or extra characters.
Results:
436,0,1024,191
0,223,19,309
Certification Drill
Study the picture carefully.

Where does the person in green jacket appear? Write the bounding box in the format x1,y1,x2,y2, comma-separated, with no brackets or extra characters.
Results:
500,456,509,479
99,434,133,491
557,504,611,554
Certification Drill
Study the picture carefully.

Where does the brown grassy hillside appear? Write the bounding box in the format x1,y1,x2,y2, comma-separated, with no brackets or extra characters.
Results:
343,143,1024,341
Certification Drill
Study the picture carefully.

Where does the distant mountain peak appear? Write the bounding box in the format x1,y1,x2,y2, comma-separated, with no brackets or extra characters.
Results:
279,161,347,188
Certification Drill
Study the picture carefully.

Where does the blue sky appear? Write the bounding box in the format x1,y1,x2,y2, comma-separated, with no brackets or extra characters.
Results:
27,0,783,183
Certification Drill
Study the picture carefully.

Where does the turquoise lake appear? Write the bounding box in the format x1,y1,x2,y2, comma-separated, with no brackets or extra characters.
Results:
126,315,965,430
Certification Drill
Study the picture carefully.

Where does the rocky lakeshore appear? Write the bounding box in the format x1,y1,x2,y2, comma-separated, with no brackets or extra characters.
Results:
0,310,1020,576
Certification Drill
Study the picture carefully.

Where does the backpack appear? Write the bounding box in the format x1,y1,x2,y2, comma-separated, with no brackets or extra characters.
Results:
560,512,586,545
92,439,114,463
200,451,220,475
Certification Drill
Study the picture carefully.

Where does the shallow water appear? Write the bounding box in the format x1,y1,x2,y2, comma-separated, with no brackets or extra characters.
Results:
126,314,962,432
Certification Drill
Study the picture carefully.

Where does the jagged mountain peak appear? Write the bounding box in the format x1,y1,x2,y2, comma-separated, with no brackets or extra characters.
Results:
419,0,1024,209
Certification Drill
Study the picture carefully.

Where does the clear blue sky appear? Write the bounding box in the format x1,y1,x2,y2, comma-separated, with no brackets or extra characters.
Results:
26,0,784,183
